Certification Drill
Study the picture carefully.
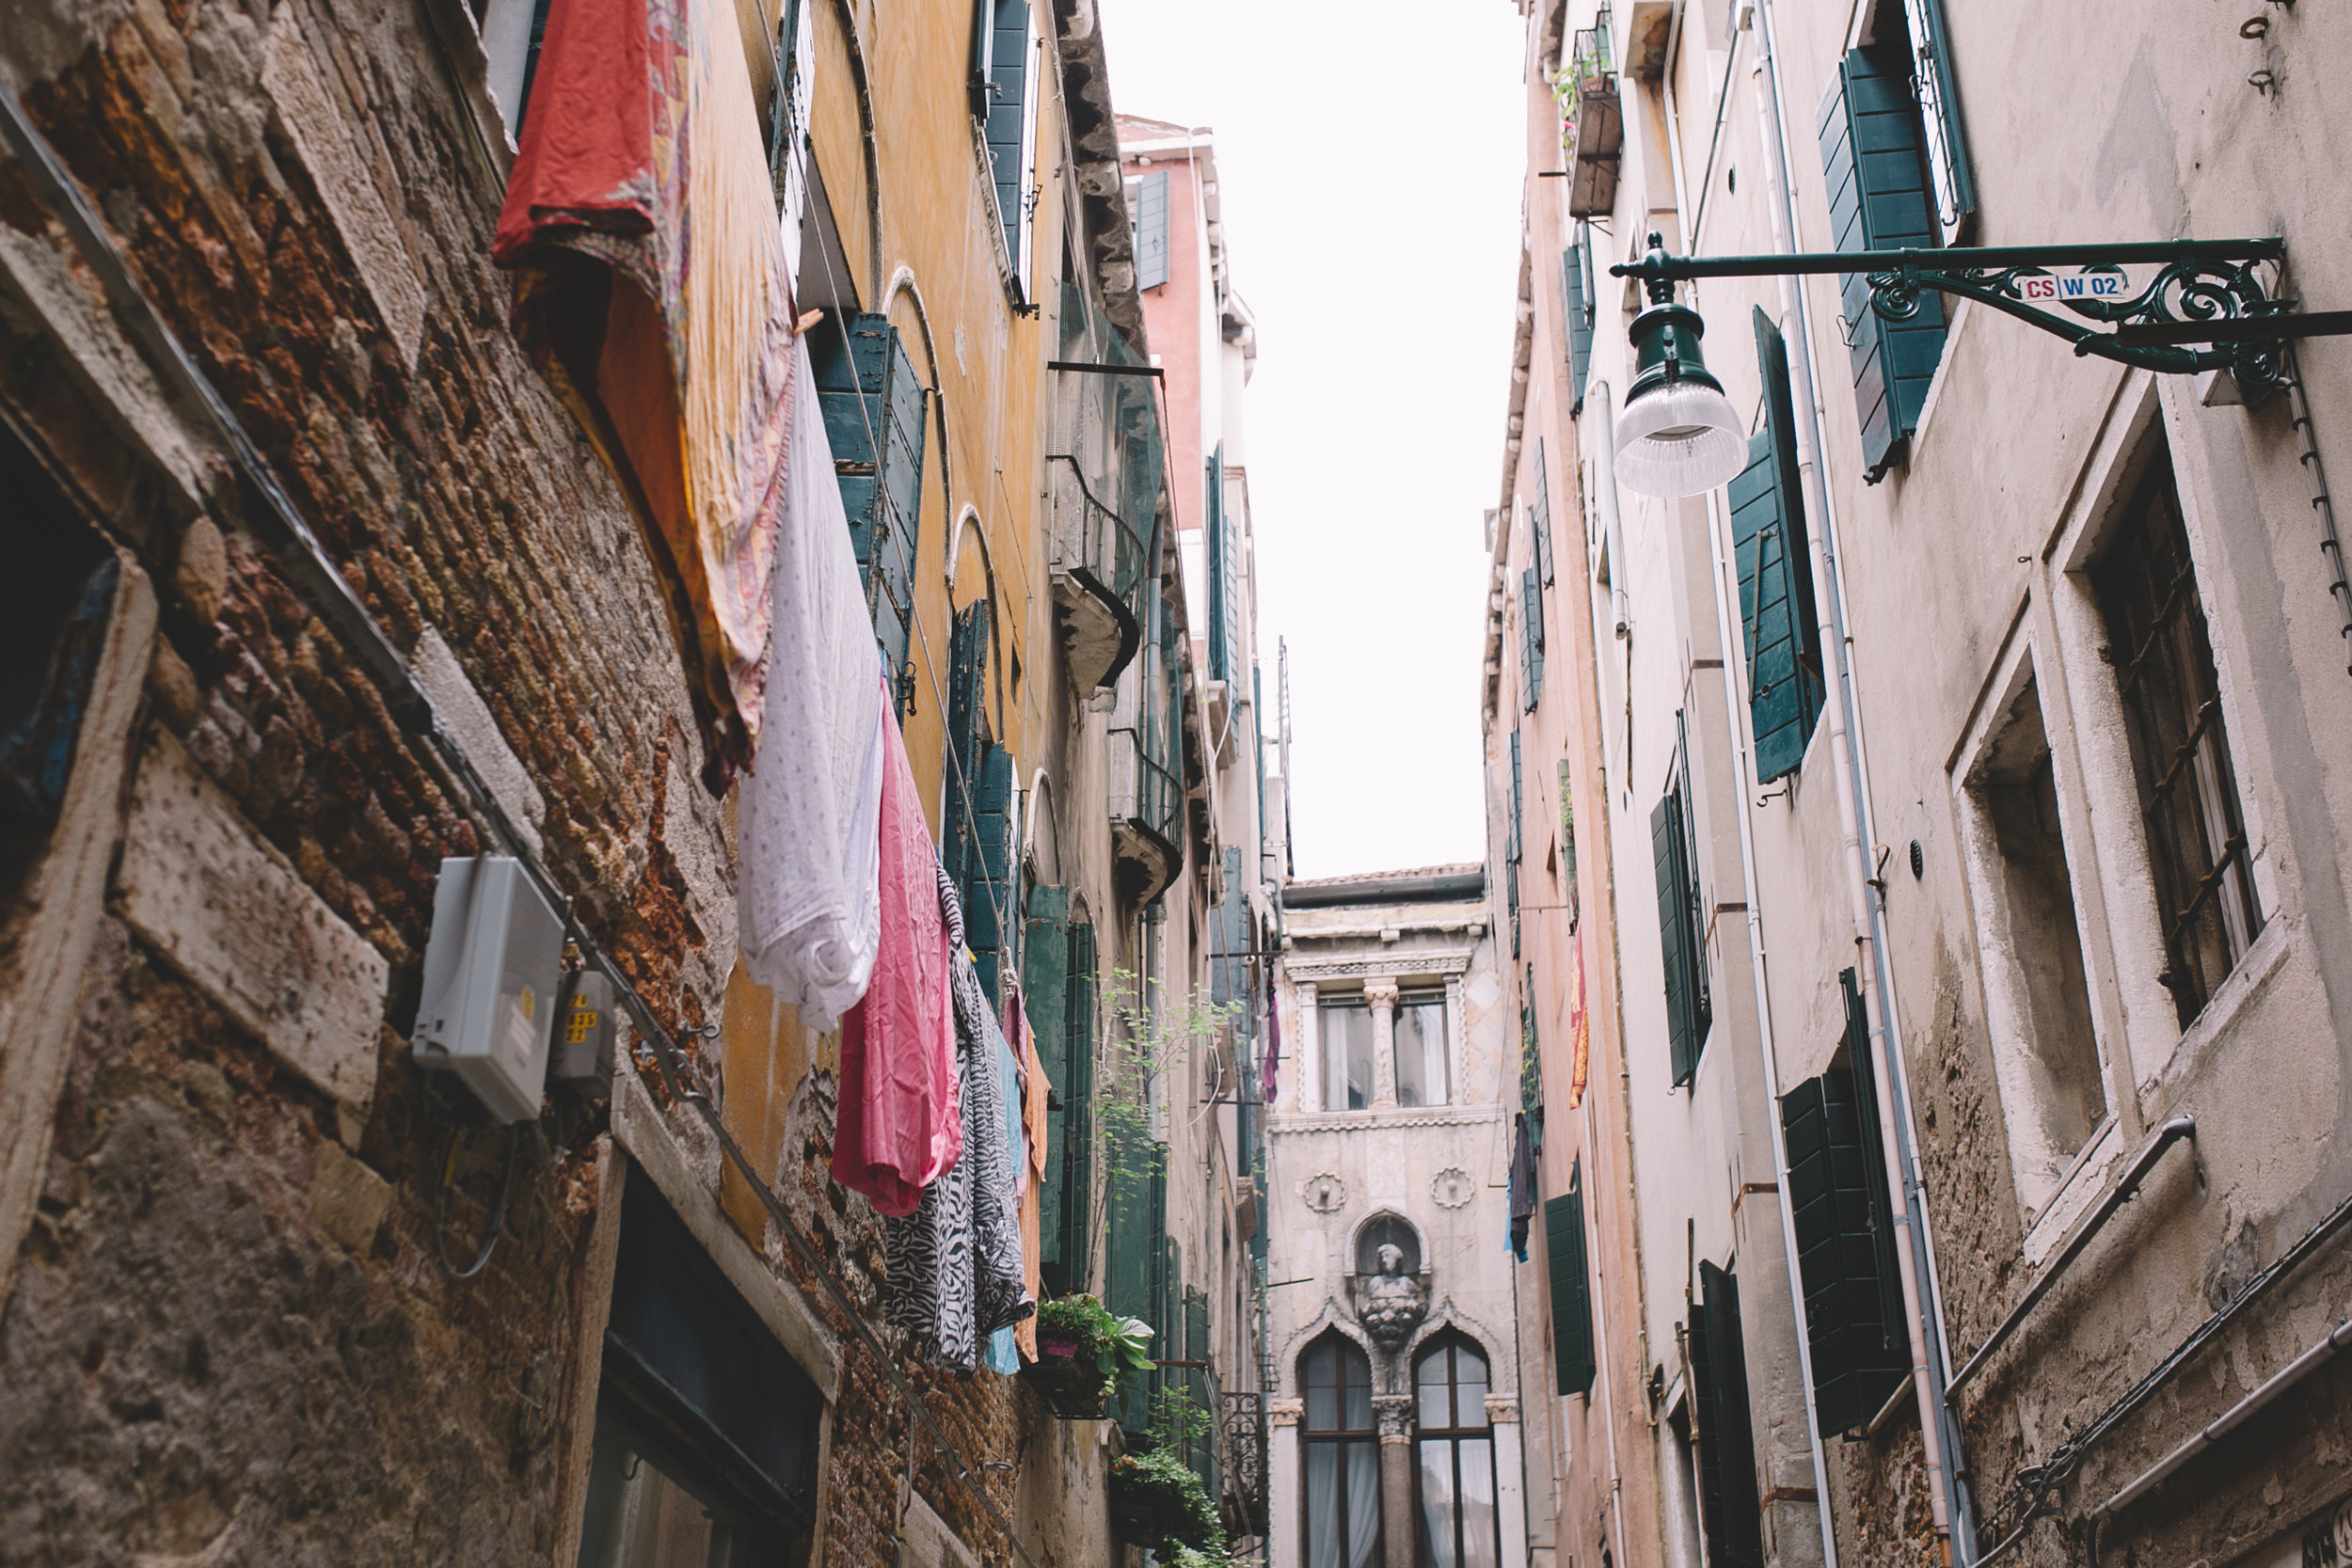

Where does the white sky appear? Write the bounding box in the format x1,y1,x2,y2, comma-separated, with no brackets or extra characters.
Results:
1096,0,1531,880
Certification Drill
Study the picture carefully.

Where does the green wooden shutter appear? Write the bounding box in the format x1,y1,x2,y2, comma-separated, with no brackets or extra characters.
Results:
1184,1284,1215,1487
1563,230,1595,417
1728,309,1824,785
1132,169,1170,290
1817,47,1946,483
814,313,927,708
1533,440,1556,586
1024,884,1071,1289
962,744,1018,1007
983,0,1032,274
1842,966,1911,1373
1520,567,1545,712
1055,919,1097,1295
944,599,991,949
1780,1050,1911,1434
1105,1136,1164,1429
1206,445,1239,685
1507,733,1523,958
1651,782,1701,1086
1690,1263,1765,1568
1518,970,1542,1119
1545,1162,1596,1396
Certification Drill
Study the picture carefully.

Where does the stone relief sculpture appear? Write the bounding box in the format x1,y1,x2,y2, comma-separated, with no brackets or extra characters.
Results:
1359,1242,1428,1351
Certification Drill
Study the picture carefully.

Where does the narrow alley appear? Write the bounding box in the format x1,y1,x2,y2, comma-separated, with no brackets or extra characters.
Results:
1,2,2349,1567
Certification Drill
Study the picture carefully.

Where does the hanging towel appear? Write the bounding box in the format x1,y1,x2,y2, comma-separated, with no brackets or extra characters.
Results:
984,1024,1027,1374
834,706,956,1217
884,1018,977,1371
1013,991,1049,1361
1507,1112,1536,1262
738,340,886,1032
493,0,796,789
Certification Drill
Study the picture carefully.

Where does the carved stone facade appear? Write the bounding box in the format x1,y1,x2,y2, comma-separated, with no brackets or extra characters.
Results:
1263,866,1527,1568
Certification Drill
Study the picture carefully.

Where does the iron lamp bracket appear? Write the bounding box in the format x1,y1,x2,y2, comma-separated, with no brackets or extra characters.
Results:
1611,237,2351,400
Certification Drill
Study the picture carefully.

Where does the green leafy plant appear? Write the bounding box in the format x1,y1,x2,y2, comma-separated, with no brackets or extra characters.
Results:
1033,1293,1153,1400
1091,969,1244,1240
1163,1545,1237,1568
1108,1446,1224,1557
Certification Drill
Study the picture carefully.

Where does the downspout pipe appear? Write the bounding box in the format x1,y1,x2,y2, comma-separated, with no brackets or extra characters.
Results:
1658,12,1841,1563
1701,479,1842,1568
1745,1,1974,1560
1592,383,1631,639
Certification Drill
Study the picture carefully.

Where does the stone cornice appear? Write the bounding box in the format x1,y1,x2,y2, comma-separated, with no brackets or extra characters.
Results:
1282,946,1480,983
1268,1103,1507,1134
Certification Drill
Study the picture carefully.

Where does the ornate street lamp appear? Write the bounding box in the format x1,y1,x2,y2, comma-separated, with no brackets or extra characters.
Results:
1613,263,1748,496
1606,230,2349,499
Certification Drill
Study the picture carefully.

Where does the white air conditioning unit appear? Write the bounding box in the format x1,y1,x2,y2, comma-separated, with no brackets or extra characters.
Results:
412,856,564,1123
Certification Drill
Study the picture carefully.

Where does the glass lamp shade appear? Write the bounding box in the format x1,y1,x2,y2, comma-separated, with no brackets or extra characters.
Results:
1613,378,1748,497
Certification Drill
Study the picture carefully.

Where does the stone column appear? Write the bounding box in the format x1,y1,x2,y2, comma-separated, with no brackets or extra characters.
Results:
1269,1400,1304,1568
1365,978,1400,1109
1296,982,1319,1112
1375,1393,1416,1568
1487,1395,1528,1568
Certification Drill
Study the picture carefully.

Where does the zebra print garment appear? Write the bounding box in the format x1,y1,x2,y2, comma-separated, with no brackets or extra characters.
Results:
882,864,1031,1369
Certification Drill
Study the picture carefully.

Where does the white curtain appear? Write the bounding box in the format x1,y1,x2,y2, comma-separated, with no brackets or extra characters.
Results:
1344,1440,1379,1568
1307,1443,1340,1568
1459,1436,1499,1568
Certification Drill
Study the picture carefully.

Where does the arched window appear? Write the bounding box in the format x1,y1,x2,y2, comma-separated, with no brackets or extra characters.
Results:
1300,1335,1378,1568
1414,1337,1500,1568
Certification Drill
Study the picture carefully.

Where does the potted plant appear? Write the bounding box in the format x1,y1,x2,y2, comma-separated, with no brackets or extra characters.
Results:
1107,1446,1224,1556
1022,1294,1152,1419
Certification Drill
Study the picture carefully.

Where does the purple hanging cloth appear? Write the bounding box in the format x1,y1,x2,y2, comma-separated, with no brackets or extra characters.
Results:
1261,971,1282,1105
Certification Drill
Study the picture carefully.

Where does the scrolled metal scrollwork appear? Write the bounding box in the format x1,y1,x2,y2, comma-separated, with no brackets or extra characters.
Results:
1854,253,2292,397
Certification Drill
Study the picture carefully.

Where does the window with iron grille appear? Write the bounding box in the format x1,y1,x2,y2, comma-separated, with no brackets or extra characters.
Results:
2089,451,2263,1026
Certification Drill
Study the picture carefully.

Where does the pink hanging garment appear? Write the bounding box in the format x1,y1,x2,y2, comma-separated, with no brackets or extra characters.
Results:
833,679,958,1215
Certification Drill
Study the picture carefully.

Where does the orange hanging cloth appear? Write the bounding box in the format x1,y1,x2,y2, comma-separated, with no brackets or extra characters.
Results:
493,0,794,790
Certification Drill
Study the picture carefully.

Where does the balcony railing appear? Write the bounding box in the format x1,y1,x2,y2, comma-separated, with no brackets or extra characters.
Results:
1048,278,1164,692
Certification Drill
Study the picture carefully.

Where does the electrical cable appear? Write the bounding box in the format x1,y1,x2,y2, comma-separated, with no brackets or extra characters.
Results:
435,1123,523,1280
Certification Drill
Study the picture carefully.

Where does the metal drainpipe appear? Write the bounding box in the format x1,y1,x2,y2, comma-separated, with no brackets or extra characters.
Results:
1746,1,1974,1560
1702,474,1842,1568
1592,383,1632,640
1655,9,1843,1560
1581,1091,1636,1567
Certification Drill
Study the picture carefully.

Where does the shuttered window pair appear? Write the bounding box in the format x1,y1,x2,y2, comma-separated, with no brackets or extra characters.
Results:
1562,225,1596,418
813,313,927,713
1104,1133,1168,1432
1780,970,1912,1436
1025,890,1095,1299
973,0,1038,286
1506,732,1524,958
1532,440,1557,587
1649,729,1710,1086
1130,169,1170,291
1727,309,1825,784
1817,0,1972,483
1688,1262,1764,1568
1520,568,1545,713
1543,1161,1596,1396
945,601,1020,1006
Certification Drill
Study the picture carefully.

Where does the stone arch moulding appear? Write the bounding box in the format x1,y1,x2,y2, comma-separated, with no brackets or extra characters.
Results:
1023,767,1060,886
1400,1297,1518,1400
1276,1300,1377,1400
818,0,884,306
1348,1210,1429,1276
880,266,955,521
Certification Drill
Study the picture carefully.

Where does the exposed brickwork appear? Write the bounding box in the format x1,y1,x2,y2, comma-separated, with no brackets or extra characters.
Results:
0,1,1085,1563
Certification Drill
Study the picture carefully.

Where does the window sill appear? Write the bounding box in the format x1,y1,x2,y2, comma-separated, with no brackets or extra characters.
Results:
2137,912,2295,1110
2019,1115,2122,1268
